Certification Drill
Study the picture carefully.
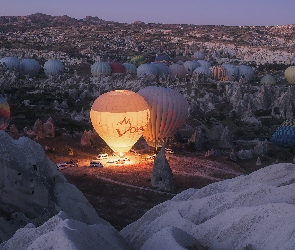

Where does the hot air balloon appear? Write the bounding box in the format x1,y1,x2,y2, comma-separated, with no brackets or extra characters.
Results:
20,59,40,77
123,63,137,75
44,59,64,77
90,90,150,153
151,62,170,77
155,53,171,63
271,119,295,147
284,66,295,84
193,66,212,77
137,86,189,149
91,61,112,77
137,63,158,77
169,64,186,79
238,65,254,81
0,95,10,130
197,60,211,68
261,74,276,85
183,60,200,76
222,63,239,81
130,55,146,67
210,65,227,81
0,57,20,70
109,62,125,76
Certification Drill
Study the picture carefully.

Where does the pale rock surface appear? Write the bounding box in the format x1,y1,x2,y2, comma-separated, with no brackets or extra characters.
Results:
0,211,132,250
0,131,109,243
121,163,295,250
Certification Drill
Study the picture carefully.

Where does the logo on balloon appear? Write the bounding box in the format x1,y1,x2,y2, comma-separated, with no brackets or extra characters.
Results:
116,117,147,137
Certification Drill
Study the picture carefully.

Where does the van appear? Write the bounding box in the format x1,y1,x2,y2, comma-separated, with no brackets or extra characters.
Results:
96,153,108,160
89,160,103,168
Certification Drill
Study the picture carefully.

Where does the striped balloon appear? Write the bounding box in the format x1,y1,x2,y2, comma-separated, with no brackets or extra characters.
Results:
210,65,227,81
123,63,137,74
91,62,112,77
0,95,10,130
137,86,188,148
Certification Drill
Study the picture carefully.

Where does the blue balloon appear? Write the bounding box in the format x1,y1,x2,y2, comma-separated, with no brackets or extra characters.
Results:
270,119,295,147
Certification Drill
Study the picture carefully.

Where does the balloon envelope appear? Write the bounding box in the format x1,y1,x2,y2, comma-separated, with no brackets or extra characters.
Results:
271,119,295,147
137,63,158,77
284,66,295,84
210,65,227,81
91,62,112,77
169,64,186,79
109,62,125,75
261,74,276,85
130,55,146,67
0,57,20,70
90,90,150,153
123,63,137,74
20,59,40,77
44,59,64,77
137,86,188,148
0,95,10,130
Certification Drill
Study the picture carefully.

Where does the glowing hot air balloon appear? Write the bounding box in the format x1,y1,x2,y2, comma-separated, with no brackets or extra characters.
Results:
0,95,10,130
90,90,150,153
137,86,188,149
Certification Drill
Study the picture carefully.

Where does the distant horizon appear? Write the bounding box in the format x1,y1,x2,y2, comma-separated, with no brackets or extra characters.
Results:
1,0,295,26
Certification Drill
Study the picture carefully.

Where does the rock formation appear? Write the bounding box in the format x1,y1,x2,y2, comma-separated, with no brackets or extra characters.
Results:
0,131,109,243
80,130,94,146
219,126,233,148
121,163,295,249
188,126,206,150
151,146,176,193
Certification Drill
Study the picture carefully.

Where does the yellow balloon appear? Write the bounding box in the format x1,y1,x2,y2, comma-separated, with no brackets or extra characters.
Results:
285,66,295,85
90,90,150,153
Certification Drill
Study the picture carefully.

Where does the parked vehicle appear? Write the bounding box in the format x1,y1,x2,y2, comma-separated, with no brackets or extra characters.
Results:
56,163,67,170
165,148,174,154
96,153,108,160
66,159,78,167
89,160,103,168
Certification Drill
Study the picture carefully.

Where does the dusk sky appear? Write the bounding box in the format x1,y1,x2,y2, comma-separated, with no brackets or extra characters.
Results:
1,0,294,26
